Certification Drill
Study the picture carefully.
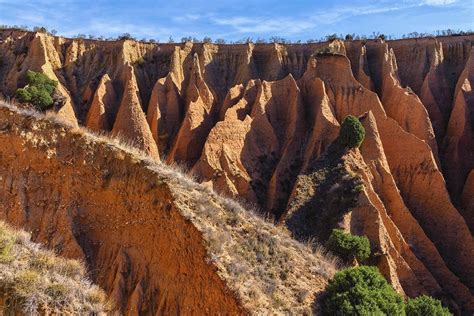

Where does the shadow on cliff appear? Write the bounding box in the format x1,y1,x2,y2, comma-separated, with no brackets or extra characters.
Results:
283,140,363,243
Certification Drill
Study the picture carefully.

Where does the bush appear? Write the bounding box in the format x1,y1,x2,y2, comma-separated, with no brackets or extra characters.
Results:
118,32,135,41
323,266,405,315
16,70,57,110
406,295,451,316
326,33,339,41
339,115,365,148
326,229,370,262
315,47,334,56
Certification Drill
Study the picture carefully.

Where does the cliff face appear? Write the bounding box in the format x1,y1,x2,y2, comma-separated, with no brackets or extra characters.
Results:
0,30,473,313
388,36,474,200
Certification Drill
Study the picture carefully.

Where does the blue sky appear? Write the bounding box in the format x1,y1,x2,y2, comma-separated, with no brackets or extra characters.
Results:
0,0,472,41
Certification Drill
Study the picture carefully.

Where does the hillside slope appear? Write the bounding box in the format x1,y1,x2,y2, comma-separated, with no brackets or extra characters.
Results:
0,101,338,315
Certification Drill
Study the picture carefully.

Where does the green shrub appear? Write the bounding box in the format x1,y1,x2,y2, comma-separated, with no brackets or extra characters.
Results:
326,229,370,262
16,70,57,110
339,115,365,149
315,47,334,56
323,266,405,315
406,295,451,316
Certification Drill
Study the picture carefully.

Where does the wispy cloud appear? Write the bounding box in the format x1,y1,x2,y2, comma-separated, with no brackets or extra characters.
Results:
421,0,456,5
210,3,422,36
173,14,202,23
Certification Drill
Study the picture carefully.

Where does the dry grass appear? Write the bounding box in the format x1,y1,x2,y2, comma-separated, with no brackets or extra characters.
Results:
0,221,110,315
0,100,340,315
151,163,340,315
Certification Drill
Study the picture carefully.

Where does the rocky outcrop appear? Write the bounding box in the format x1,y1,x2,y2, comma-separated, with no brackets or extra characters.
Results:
85,73,118,131
388,39,446,137
112,65,159,159
391,37,474,201
358,112,474,311
254,74,306,215
443,46,474,200
298,58,340,169
346,42,374,91
167,54,216,165
361,41,437,154
22,33,79,126
146,75,182,154
192,79,276,203
389,36,473,140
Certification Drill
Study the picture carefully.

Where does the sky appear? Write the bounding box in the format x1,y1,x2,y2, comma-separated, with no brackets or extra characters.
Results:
0,0,472,41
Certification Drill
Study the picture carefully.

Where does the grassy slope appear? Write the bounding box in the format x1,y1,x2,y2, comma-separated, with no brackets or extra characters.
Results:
0,221,109,314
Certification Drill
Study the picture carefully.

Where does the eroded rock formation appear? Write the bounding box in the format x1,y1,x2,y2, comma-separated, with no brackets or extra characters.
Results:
0,30,473,313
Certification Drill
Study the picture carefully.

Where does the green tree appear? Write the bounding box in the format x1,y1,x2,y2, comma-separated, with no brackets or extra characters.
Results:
339,115,365,148
16,70,57,110
406,295,451,316
326,229,370,262
323,266,405,315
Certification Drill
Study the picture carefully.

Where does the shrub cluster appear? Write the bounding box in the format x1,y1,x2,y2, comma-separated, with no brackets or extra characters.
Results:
315,47,336,56
16,70,57,110
339,115,365,149
323,266,452,315
326,229,370,262
323,266,405,315
406,295,451,316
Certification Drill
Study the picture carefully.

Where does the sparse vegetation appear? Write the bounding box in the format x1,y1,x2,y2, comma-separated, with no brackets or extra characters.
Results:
406,295,452,316
32,26,48,33
315,46,336,56
326,34,339,41
117,32,135,41
0,221,109,314
165,168,340,314
326,229,370,262
339,115,365,149
323,266,405,316
16,70,57,110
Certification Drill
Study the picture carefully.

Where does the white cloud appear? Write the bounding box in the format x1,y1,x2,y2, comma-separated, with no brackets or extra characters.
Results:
173,14,201,23
421,0,456,5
